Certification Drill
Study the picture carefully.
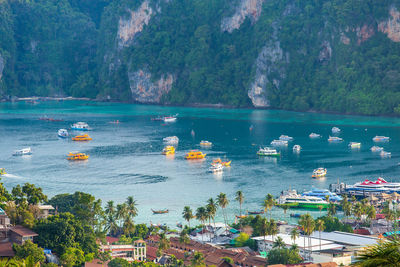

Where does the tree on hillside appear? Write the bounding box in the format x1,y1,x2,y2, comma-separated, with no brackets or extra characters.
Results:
235,191,244,217
13,240,45,264
217,193,229,228
354,237,400,266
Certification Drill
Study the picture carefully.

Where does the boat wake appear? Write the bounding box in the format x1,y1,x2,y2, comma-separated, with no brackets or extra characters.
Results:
2,173,22,179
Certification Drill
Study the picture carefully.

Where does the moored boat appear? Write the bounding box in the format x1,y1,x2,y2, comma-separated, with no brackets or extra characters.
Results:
293,145,301,152
162,146,175,155
302,188,342,202
257,147,280,157
209,163,223,173
332,127,341,134
247,210,264,215
328,136,343,142
163,136,179,144
13,147,32,156
349,142,361,148
0,168,6,175
200,140,212,147
380,151,391,158
67,152,89,160
309,133,321,138
72,134,92,141
185,150,206,160
71,122,92,131
152,209,169,214
270,140,288,146
278,189,329,209
58,129,69,138
333,177,400,196
279,135,293,141
371,146,384,152
373,136,390,142
312,168,327,178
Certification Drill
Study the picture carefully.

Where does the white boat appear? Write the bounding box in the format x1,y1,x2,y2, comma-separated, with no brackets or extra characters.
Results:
13,147,32,156
328,136,343,142
163,114,178,122
58,129,69,138
279,135,293,141
257,147,280,157
71,122,92,131
200,140,212,146
309,133,321,138
380,151,391,158
373,136,390,142
332,127,341,134
338,178,400,196
209,163,223,173
293,145,301,152
271,140,288,146
371,146,384,152
163,136,179,144
312,168,327,178
278,189,329,209
349,142,361,148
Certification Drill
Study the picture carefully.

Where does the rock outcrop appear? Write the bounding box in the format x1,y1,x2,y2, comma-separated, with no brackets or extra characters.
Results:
118,1,153,48
0,54,4,81
378,6,400,42
221,0,265,33
128,69,173,103
319,41,332,62
356,24,375,44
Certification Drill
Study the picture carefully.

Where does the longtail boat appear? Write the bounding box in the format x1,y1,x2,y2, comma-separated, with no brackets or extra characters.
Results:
152,209,169,214
247,210,264,215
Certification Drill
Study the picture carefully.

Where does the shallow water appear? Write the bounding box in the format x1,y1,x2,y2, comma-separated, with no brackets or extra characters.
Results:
1,101,400,226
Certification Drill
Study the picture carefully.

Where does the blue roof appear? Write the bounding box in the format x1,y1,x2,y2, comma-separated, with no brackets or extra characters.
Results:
0,208,5,215
383,231,400,237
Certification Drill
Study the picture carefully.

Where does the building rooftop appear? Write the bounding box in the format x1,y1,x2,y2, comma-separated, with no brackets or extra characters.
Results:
309,231,379,246
10,226,38,237
0,242,15,257
38,205,55,210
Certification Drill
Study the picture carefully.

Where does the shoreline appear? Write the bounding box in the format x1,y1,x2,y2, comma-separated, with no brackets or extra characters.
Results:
3,96,400,119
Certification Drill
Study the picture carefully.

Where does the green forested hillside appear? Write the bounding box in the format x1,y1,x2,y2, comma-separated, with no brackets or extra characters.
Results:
1,0,400,115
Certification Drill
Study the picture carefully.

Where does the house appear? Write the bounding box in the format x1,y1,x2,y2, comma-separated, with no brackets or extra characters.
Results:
9,226,38,245
311,249,353,266
37,205,55,219
100,238,147,262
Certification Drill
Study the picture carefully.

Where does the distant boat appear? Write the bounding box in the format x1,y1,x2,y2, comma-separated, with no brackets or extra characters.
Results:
152,209,169,214
163,136,179,144
13,147,32,156
270,140,288,146
257,147,280,157
332,127,341,134
209,163,223,173
312,168,327,178
309,133,321,138
163,114,178,122
71,122,92,131
279,135,293,141
247,210,264,215
328,136,343,142
380,151,391,158
200,140,212,147
58,129,69,138
39,117,63,122
371,146,384,152
349,142,361,149
373,136,390,142
293,145,301,152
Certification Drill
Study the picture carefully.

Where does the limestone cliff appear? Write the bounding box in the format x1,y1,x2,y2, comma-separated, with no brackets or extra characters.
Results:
379,6,400,42
128,69,173,103
0,54,4,81
221,0,265,33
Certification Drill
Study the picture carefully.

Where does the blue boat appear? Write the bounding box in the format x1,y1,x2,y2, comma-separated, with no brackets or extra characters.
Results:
302,188,342,202
58,129,68,138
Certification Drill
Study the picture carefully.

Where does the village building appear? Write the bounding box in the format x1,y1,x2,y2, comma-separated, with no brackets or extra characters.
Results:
100,238,147,262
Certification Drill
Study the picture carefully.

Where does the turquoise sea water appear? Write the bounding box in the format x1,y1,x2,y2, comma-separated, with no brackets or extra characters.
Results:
1,101,400,226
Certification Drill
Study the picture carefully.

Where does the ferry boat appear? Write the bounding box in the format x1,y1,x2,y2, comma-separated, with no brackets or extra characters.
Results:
312,168,327,178
209,163,223,173
278,189,329,209
200,140,212,147
380,151,391,158
373,136,390,142
279,135,294,141
67,152,89,161
13,147,32,156
309,133,321,138
71,122,92,131
371,146,384,152
302,188,342,202
0,168,6,175
185,150,206,160
58,129,69,138
72,134,92,141
163,136,179,145
331,178,400,196
349,142,361,148
332,127,341,134
257,147,280,157
293,145,301,152
162,146,175,155
328,136,343,142
270,140,288,146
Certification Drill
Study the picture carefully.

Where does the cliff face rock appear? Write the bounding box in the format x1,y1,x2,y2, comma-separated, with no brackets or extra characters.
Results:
221,0,265,33
118,1,153,48
319,41,332,62
0,54,3,81
248,24,288,107
378,6,400,42
128,69,174,103
356,24,375,44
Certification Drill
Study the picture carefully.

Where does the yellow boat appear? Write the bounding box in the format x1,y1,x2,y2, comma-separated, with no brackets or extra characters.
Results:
72,134,92,141
0,168,6,175
212,158,231,167
67,152,89,161
185,150,206,160
162,146,175,155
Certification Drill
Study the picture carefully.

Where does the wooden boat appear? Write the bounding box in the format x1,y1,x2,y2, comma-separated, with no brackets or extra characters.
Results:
152,209,169,214
72,134,92,141
247,210,264,215
235,215,248,219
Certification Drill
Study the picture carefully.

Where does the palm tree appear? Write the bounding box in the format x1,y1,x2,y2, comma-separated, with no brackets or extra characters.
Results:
263,194,275,219
122,216,135,236
105,214,119,236
116,203,128,228
273,236,285,249
299,214,315,260
366,205,376,222
282,205,289,215
217,193,229,228
260,218,269,252
191,251,205,267
105,200,115,216
353,202,364,223
158,232,170,256
206,198,217,241
196,207,208,242
325,195,330,203
318,205,323,216
290,228,299,245
354,237,400,266
125,196,138,219
179,230,190,245
328,203,337,217
315,219,325,251
268,219,278,242
182,206,193,229
235,191,244,216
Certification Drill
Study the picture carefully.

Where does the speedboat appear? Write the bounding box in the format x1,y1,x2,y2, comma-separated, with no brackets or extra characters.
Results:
302,188,342,202
162,146,175,155
328,136,343,142
380,151,391,158
309,133,321,138
312,168,327,178
279,135,293,141
293,145,301,152
332,127,341,134
185,150,206,160
163,114,178,122
278,189,329,209
72,134,92,141
373,136,390,142
209,163,223,173
67,152,89,160
271,140,288,146
200,140,212,147
349,142,361,148
257,147,280,157
13,147,32,156
58,129,69,138
0,168,6,175
371,146,384,152
163,136,179,145
71,122,92,131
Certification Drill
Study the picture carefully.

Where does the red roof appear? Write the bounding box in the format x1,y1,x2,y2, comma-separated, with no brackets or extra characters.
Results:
10,226,38,237
105,236,119,244
84,259,109,267
354,228,371,235
146,246,158,261
0,242,15,257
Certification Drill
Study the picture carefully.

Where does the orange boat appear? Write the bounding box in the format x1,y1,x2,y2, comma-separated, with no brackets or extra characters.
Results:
185,150,206,160
72,134,92,141
67,152,89,160
213,158,231,166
